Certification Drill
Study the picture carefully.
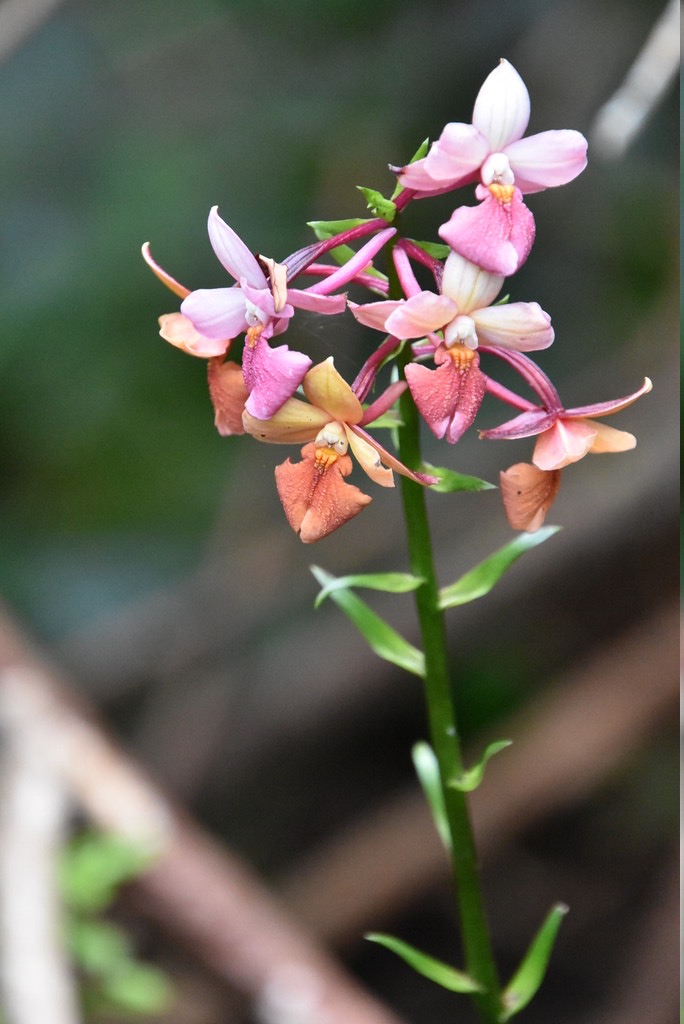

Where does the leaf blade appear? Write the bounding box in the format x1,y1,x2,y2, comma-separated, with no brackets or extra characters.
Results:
438,527,560,610
499,903,569,1020
366,933,482,994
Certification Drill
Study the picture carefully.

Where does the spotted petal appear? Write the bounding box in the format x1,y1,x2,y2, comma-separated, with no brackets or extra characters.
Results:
275,444,371,543
243,335,312,419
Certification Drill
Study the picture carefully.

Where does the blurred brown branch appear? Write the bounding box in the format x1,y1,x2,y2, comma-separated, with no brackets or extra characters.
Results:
0,605,406,1024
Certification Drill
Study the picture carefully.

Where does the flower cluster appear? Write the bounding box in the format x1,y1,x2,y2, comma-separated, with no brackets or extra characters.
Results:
143,60,650,542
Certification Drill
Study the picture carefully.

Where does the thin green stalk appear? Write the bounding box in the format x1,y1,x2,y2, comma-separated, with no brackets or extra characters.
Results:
396,379,501,1020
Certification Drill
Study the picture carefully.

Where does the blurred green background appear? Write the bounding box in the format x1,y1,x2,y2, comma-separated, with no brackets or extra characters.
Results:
1,0,676,639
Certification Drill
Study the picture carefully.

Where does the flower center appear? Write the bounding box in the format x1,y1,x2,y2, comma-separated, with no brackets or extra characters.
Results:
488,182,515,204
445,314,478,350
481,152,514,188
314,422,348,472
246,323,264,348
444,342,477,369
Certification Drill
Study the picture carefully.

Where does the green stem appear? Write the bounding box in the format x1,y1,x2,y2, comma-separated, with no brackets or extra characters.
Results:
394,339,501,1017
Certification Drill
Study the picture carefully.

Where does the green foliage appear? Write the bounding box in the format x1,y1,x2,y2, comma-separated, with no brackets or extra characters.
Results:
412,741,450,849
448,739,512,792
356,186,396,221
311,565,425,677
424,462,495,493
499,904,569,1020
366,933,482,993
438,527,560,609
60,830,173,1019
312,570,424,608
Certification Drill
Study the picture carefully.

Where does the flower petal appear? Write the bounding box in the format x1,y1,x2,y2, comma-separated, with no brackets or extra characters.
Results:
275,444,371,542
505,130,588,193
499,463,561,531
242,397,329,443
207,358,249,435
141,243,190,300
480,407,559,441
385,292,458,338
181,287,249,340
533,418,597,470
349,299,404,332
243,335,312,419
441,252,504,313
344,426,394,487
302,358,364,424
473,301,554,351
472,60,530,151
587,420,637,455
287,289,347,315
158,312,230,357
207,206,266,287
439,188,535,276
564,377,652,418
423,123,490,183
347,424,437,486
405,349,487,443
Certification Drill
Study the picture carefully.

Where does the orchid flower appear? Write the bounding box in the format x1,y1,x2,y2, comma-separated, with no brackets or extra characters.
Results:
241,357,435,542
397,60,587,274
143,211,395,420
480,349,652,470
351,250,554,443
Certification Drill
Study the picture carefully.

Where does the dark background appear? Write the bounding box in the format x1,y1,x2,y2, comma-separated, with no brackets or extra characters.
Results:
0,1,678,1022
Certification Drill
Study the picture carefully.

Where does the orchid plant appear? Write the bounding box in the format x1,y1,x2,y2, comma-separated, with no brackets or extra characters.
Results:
143,59,651,1022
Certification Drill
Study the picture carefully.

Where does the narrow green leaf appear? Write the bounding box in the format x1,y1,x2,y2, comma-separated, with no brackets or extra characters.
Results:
423,462,496,494
448,739,512,792
312,569,425,609
366,933,482,993
356,186,396,221
60,831,151,913
68,919,130,975
412,742,450,850
311,566,425,677
438,526,560,610
100,962,173,1015
499,903,569,1020
307,217,372,240
408,239,451,260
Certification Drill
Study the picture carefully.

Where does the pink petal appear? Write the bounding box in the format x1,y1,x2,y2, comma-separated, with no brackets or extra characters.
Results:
505,130,588,193
207,206,266,287
181,287,249,340
306,227,396,295
158,312,230,358
587,421,637,455
347,424,437,486
423,123,490,183
349,299,403,332
473,301,554,351
287,289,347,315
532,419,597,470
439,188,535,276
564,377,652,419
480,407,558,441
242,336,312,420
472,60,530,150
385,292,457,338
405,350,487,443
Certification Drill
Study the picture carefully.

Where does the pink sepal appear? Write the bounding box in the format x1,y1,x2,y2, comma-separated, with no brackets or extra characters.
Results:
439,187,535,276
242,335,312,420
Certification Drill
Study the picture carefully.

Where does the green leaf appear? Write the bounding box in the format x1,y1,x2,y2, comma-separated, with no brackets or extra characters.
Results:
500,904,569,1020
313,570,424,608
423,462,496,494
307,217,373,240
408,239,451,260
356,186,396,221
68,919,130,975
366,933,482,993
412,742,450,850
311,566,425,677
438,527,560,610
60,831,151,913
448,739,512,792
100,962,173,1015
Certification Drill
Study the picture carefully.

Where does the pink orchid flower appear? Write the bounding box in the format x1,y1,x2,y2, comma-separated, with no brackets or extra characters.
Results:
480,349,652,469
397,59,588,199
241,357,435,542
397,59,587,275
143,211,395,420
350,250,554,443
